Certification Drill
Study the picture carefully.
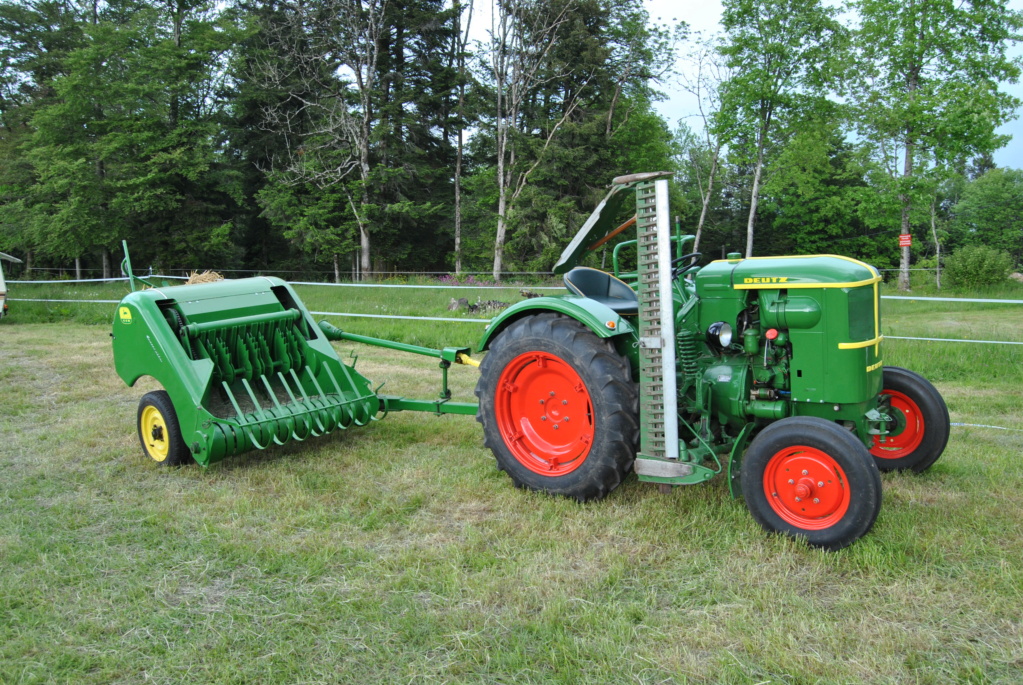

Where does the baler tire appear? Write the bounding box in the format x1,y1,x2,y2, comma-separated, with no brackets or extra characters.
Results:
137,391,191,467
475,312,638,502
741,416,882,551
870,366,949,473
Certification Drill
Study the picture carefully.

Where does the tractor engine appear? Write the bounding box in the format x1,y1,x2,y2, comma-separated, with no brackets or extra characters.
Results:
680,255,884,445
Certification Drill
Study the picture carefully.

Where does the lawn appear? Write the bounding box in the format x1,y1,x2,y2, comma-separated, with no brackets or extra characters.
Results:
1,291,1023,683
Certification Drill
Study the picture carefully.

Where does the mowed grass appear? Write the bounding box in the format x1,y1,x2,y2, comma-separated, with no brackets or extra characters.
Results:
1,295,1023,682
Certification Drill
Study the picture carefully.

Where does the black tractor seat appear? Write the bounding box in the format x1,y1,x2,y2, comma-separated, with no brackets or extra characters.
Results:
563,266,639,315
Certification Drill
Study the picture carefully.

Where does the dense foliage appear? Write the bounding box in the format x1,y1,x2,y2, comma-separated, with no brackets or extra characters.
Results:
943,245,1015,288
0,0,1020,283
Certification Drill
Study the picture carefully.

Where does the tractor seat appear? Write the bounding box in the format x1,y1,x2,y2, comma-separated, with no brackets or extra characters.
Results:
563,267,639,315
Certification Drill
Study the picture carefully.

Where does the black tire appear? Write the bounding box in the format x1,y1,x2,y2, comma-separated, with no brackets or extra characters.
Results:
870,366,949,473
137,390,191,466
741,416,882,550
475,312,638,501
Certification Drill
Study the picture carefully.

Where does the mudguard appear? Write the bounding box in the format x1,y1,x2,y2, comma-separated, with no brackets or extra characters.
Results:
478,295,636,351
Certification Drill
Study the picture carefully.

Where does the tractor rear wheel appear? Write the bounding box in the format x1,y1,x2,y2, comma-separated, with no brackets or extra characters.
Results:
870,366,949,473
741,416,882,550
137,390,191,466
475,312,638,501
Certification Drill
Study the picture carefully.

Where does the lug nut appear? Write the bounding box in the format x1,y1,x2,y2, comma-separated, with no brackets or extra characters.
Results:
794,497,802,502
562,400,568,405
818,481,824,487
540,416,547,421
802,470,809,475
553,425,559,430
788,479,794,484
813,498,820,504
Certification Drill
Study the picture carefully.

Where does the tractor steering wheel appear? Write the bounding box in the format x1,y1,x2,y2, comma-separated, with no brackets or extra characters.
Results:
671,252,702,279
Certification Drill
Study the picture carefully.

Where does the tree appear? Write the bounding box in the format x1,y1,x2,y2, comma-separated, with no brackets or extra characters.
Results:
250,0,388,280
717,0,846,257
759,117,876,259
24,1,241,274
848,0,1023,290
950,168,1023,263
678,37,732,251
483,0,586,281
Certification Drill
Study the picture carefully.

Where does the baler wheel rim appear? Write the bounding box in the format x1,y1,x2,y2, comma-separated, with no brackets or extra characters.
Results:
136,390,190,467
141,405,172,462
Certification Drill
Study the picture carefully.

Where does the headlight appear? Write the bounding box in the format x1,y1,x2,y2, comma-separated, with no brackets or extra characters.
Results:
707,321,733,348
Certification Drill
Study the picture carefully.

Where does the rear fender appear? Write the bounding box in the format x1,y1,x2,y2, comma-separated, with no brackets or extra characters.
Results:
477,296,635,351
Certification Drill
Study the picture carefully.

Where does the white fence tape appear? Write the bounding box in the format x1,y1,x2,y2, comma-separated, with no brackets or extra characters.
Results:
886,336,1023,345
951,422,1023,432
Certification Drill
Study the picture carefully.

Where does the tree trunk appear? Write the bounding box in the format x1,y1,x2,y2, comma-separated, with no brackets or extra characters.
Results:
333,253,341,284
745,132,766,258
75,257,82,281
898,136,914,292
25,250,32,277
930,197,941,290
102,247,111,280
694,143,721,252
493,191,507,282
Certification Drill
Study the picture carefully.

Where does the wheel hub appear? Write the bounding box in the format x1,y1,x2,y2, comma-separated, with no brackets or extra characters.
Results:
871,389,924,458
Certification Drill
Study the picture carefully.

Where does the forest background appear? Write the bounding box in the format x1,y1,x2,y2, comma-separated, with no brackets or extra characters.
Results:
1,0,1022,286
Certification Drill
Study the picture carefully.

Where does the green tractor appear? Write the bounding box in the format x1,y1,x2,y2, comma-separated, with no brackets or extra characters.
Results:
472,171,949,549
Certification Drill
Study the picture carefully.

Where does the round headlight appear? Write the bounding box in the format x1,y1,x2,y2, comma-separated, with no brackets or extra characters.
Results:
707,322,733,348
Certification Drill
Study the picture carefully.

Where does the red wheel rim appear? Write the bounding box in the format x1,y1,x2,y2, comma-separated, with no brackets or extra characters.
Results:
762,446,851,530
870,389,924,459
494,351,594,476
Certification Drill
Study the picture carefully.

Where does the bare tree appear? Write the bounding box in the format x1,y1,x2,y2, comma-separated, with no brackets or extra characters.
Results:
677,37,732,251
484,0,588,281
251,0,388,280
452,0,474,275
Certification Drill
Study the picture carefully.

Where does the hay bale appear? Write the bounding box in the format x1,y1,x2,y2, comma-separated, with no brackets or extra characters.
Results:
185,270,224,285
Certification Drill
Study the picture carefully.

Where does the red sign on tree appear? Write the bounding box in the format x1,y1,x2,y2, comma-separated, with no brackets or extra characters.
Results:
899,233,912,247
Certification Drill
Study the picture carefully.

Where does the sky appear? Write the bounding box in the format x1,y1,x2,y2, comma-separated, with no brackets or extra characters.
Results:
646,0,1023,170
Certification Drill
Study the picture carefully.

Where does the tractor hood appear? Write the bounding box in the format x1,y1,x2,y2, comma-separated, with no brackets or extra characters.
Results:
697,255,881,291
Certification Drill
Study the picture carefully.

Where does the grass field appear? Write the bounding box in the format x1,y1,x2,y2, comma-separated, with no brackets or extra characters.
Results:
2,287,1023,683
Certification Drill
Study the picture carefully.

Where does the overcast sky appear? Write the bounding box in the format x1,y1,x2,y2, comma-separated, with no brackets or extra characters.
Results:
647,0,1023,170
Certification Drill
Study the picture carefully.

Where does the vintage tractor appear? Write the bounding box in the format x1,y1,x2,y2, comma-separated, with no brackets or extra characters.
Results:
471,171,949,549
112,172,949,550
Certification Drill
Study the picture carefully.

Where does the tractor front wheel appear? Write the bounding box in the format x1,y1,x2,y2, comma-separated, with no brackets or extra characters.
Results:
741,417,882,550
137,390,191,466
475,312,638,501
870,366,949,473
